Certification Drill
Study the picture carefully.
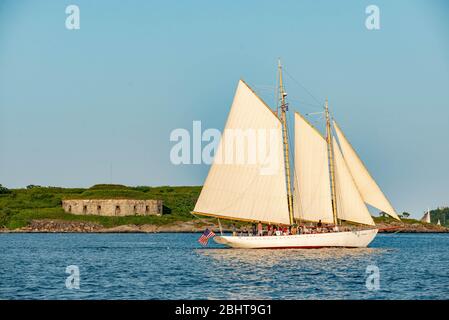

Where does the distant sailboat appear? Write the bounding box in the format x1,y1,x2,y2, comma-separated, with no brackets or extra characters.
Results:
192,61,400,248
421,209,431,223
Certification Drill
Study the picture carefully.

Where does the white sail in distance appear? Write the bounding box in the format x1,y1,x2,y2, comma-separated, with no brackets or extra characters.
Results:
333,121,400,220
193,80,290,225
293,112,334,223
333,137,375,226
421,209,431,223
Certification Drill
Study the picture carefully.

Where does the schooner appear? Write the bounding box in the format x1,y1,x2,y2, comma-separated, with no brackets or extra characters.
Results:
192,61,400,248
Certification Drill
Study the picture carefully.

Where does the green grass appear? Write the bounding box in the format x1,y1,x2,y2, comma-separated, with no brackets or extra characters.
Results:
0,185,202,229
1,184,447,230
373,216,424,225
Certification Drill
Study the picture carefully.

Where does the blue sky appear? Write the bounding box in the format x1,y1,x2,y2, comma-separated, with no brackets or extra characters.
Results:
0,0,448,218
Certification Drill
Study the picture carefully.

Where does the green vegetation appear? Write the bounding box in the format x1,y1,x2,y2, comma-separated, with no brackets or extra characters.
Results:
1,184,447,230
0,184,201,229
375,210,448,227
400,212,410,218
430,207,449,226
373,215,426,225
0,184,12,195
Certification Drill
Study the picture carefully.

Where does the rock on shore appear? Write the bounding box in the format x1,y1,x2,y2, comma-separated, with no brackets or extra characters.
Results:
2,219,224,233
13,219,103,233
376,220,448,233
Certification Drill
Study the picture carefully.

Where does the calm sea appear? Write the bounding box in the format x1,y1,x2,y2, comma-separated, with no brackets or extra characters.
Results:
0,233,448,299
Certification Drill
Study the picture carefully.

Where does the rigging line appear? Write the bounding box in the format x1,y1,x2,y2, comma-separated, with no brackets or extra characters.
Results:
254,87,276,92
290,103,322,114
305,111,325,116
288,99,322,109
287,96,322,106
283,68,323,106
253,84,276,89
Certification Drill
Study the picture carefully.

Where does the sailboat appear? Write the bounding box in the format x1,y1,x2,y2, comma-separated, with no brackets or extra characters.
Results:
192,61,400,249
421,209,431,223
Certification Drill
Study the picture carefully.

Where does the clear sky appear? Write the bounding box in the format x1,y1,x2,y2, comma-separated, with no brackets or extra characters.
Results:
0,0,448,218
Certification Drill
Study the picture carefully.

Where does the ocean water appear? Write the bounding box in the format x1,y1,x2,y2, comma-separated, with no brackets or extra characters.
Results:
0,233,448,300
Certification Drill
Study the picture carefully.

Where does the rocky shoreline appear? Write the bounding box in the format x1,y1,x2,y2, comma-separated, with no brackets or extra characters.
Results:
0,219,223,233
376,220,449,233
1,218,448,233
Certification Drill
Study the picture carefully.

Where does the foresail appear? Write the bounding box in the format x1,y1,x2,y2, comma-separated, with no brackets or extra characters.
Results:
333,121,400,221
293,113,334,223
193,80,290,225
333,137,375,226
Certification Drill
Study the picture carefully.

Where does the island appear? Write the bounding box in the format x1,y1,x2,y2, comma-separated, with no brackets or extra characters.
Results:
0,184,448,233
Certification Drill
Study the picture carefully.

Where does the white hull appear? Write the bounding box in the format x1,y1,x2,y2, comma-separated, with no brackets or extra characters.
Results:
214,228,378,249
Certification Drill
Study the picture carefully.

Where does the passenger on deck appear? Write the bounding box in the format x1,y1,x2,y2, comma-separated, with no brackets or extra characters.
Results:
257,221,263,236
267,224,272,236
291,225,297,235
316,220,323,233
275,226,282,236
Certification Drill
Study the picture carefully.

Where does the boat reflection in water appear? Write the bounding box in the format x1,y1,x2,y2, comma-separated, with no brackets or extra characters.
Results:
198,245,388,267
195,245,393,300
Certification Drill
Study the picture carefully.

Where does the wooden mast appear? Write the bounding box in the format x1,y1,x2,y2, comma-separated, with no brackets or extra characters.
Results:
325,99,339,225
278,60,294,225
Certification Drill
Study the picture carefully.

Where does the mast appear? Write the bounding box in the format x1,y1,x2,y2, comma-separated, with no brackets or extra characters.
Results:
325,99,338,225
278,60,294,225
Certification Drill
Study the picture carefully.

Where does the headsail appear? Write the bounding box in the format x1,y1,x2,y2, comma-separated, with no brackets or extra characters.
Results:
193,80,290,225
333,137,375,226
333,121,400,221
293,112,334,223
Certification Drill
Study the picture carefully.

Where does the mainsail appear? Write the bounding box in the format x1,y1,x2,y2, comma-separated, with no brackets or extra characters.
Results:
333,137,375,226
333,121,400,220
293,112,334,223
193,80,290,225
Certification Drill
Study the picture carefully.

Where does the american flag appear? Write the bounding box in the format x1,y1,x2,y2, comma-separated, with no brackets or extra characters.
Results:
198,228,216,246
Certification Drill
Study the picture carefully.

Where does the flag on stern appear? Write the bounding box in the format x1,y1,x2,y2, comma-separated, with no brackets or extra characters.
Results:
198,229,216,246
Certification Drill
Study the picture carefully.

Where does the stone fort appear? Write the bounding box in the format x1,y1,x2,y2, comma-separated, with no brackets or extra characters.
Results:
62,199,163,217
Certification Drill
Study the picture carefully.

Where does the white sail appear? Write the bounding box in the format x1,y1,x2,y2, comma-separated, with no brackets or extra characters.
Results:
333,137,375,226
333,121,400,220
421,209,431,223
193,80,290,225
293,113,334,223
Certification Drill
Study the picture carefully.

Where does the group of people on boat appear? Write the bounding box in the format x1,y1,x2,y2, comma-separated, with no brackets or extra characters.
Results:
232,220,341,237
